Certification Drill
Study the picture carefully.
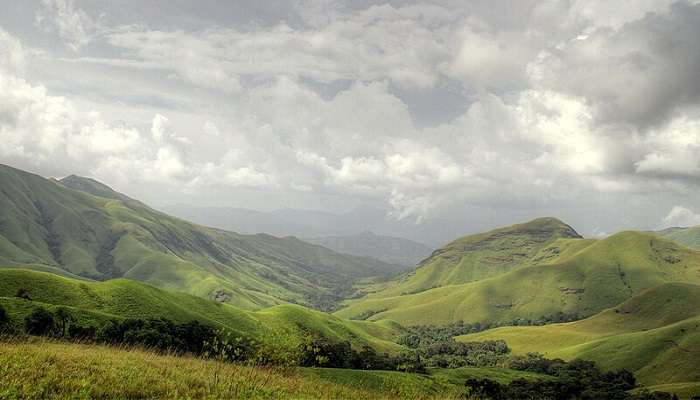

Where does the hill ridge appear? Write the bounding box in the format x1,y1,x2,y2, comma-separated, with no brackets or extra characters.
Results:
0,163,406,311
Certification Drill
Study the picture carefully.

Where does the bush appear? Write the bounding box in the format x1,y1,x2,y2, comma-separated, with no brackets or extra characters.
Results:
68,324,97,340
15,288,31,301
25,307,55,336
98,318,217,355
0,304,8,331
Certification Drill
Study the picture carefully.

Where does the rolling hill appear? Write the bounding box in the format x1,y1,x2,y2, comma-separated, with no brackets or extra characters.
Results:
0,268,403,354
457,282,700,396
336,225,700,326
350,217,587,299
0,164,405,310
305,231,433,266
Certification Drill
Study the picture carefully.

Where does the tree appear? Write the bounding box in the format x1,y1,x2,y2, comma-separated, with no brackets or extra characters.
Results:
15,288,31,300
54,307,75,337
25,307,55,336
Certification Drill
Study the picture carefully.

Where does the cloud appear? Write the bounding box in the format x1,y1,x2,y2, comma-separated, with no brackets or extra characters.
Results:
94,4,456,90
662,206,700,228
5,1,700,229
35,0,103,51
529,1,700,128
0,30,25,73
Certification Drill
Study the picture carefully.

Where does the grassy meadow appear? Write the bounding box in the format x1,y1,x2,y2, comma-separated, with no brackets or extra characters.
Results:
0,339,464,400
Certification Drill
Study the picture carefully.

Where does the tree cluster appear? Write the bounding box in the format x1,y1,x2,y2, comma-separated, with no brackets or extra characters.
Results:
399,312,581,348
464,354,677,400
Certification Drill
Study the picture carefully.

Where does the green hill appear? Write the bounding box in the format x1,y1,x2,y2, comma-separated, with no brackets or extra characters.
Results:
0,268,403,354
336,230,700,325
658,225,700,250
456,283,700,395
350,218,586,300
0,164,405,310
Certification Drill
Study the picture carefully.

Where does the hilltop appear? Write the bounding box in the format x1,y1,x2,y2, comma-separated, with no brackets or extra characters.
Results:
353,217,585,299
0,164,405,310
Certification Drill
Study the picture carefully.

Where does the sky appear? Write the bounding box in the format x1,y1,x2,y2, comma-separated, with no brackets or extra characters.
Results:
2,0,700,238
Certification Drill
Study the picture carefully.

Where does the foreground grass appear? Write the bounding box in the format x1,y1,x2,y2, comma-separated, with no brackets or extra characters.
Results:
0,340,461,400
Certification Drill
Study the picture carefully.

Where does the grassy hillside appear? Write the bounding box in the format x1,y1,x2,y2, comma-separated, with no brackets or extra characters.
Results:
0,164,405,310
659,225,700,250
350,218,586,300
0,340,462,400
0,339,558,400
336,231,700,325
456,283,700,395
0,269,403,354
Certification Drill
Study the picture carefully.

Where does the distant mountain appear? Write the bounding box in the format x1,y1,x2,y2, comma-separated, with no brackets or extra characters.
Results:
161,204,323,238
657,225,700,250
305,232,432,266
162,204,469,247
336,219,700,325
0,164,405,311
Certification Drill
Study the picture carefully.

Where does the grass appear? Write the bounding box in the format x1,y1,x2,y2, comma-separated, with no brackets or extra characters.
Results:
0,339,461,400
0,339,556,400
336,231,700,326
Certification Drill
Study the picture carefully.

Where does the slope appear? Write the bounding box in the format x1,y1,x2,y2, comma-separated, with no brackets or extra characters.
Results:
456,283,700,393
0,164,404,310
305,231,433,266
336,231,700,325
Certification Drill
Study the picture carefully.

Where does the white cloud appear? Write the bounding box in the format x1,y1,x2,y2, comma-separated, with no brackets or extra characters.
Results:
662,206,700,228
0,30,25,73
529,1,700,127
97,4,455,90
4,1,700,229
35,0,103,51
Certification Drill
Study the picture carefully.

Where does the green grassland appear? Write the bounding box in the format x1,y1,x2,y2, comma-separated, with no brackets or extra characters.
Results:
0,339,555,400
0,269,403,354
456,283,700,397
0,164,405,310
0,340,461,400
336,230,700,325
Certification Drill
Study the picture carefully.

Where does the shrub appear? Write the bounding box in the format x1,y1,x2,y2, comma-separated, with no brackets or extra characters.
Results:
0,304,8,330
25,307,55,336
15,288,31,301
